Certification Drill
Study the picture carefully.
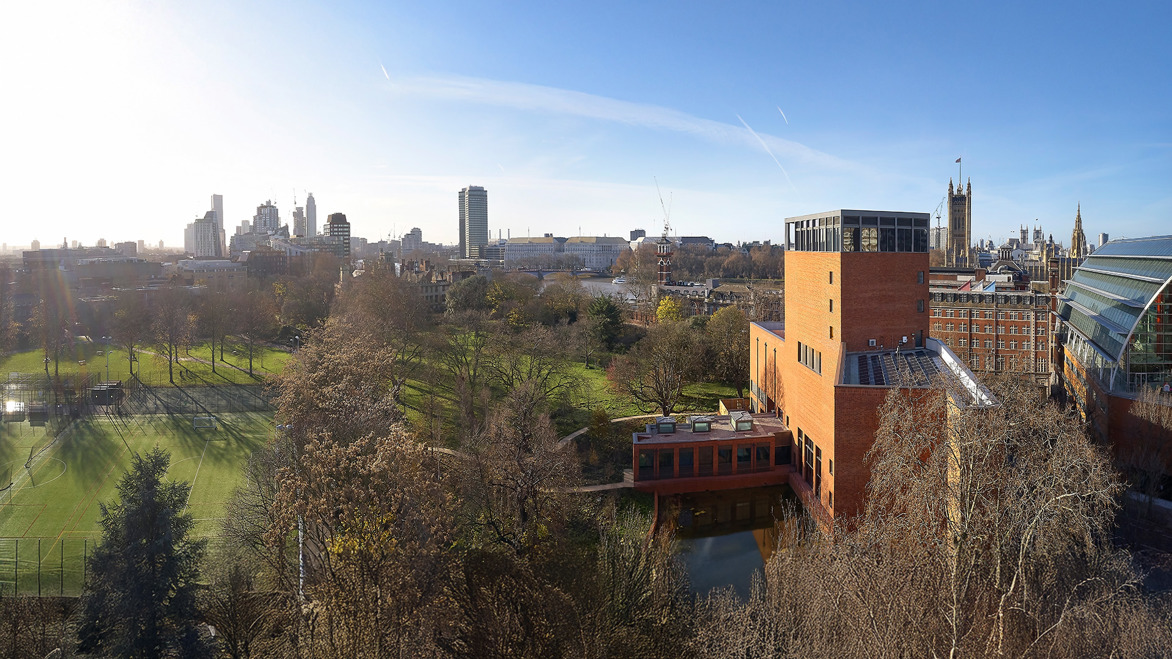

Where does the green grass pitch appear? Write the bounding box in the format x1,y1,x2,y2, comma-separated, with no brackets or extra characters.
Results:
0,412,271,595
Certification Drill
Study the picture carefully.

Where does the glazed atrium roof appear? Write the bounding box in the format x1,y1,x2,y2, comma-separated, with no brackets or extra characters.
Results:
1056,235,1172,393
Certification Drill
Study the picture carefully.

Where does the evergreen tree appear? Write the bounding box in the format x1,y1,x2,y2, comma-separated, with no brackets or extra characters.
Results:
587,295,624,351
77,447,209,658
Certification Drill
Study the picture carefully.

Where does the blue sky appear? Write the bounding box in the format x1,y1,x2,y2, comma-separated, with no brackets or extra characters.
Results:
2,0,1168,249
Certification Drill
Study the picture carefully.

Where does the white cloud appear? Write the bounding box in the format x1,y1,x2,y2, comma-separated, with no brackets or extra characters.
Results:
387,74,859,173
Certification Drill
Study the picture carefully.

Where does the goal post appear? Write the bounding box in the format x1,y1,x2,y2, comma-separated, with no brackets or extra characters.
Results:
193,415,218,430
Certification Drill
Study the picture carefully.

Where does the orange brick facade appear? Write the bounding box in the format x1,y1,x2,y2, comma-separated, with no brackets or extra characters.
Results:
750,250,930,519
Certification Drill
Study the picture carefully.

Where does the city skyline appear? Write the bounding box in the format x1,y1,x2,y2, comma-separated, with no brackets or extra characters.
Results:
2,1,1168,249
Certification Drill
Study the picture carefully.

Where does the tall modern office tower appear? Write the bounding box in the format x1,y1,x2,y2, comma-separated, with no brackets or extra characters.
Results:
1098,232,1109,248
211,194,225,254
306,193,317,236
327,212,352,258
946,178,972,267
292,206,307,237
253,200,280,233
458,185,488,258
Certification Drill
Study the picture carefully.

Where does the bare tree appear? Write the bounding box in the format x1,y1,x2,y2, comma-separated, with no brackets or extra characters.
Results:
461,382,580,556
234,285,278,376
152,285,194,384
607,320,702,416
111,290,150,377
484,325,575,413
691,377,1171,658
267,428,456,659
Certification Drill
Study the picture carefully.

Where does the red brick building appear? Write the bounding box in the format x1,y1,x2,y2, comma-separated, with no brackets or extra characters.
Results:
928,274,1053,382
748,210,993,520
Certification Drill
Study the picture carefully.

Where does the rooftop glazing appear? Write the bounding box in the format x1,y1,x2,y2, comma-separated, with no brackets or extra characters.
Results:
1056,235,1172,393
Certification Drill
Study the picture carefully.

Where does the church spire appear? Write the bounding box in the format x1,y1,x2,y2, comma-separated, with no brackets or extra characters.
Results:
1070,203,1087,259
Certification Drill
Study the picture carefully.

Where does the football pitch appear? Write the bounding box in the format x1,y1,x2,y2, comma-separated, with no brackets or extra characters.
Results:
0,412,271,595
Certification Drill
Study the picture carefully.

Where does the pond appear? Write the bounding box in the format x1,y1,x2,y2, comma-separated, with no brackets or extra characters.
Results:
666,485,797,599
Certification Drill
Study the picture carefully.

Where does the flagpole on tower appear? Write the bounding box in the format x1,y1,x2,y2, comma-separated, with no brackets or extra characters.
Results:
957,157,962,185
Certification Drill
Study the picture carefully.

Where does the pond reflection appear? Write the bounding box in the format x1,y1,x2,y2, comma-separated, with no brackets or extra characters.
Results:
666,485,796,599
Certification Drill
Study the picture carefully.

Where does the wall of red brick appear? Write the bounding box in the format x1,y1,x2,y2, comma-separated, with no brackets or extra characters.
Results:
839,252,929,352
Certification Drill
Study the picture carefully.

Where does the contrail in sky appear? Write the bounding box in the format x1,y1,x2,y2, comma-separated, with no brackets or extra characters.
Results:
737,113,795,191
380,62,390,80
777,106,789,125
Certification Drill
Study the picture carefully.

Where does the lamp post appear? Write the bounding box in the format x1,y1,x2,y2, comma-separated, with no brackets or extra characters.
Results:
102,336,111,382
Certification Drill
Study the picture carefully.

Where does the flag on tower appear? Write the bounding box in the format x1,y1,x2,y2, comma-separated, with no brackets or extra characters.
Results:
955,157,962,163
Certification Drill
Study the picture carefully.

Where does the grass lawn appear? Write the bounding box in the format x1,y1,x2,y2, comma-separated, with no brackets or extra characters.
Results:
0,411,271,595
0,342,290,386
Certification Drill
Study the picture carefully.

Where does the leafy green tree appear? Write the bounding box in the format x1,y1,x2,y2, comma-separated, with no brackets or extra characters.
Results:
656,296,685,323
446,275,491,315
77,447,209,658
705,305,750,397
587,295,624,352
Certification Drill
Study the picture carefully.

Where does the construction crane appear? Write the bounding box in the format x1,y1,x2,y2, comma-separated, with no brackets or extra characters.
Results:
654,177,673,238
933,192,948,251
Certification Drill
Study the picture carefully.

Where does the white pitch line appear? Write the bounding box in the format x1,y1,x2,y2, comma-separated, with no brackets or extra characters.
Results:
182,437,211,514
0,423,74,503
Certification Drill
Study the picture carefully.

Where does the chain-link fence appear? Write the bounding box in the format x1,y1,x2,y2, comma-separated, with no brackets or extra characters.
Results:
0,537,92,597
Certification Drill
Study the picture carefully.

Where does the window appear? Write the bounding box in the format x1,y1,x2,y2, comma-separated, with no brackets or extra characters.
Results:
829,326,834,339
998,312,1006,320
997,340,1005,349
998,326,1006,334
946,323,954,331
932,309,940,317
718,448,733,475
946,310,954,318
815,446,823,497
985,340,993,349
829,459,834,475
985,324,993,333
933,322,942,331
679,449,694,477
960,323,968,331
828,490,833,508
917,299,925,313
659,450,674,478
959,339,967,347
737,446,752,471
985,311,994,319
1010,341,1017,350
917,271,924,284
829,299,834,313
829,271,833,284
1011,326,1018,335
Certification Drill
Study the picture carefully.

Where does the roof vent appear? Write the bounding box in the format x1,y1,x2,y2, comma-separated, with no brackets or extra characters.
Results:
656,417,676,434
731,411,753,432
689,415,714,433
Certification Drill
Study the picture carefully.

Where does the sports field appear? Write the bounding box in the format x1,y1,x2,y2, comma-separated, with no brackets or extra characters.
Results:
0,412,271,595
